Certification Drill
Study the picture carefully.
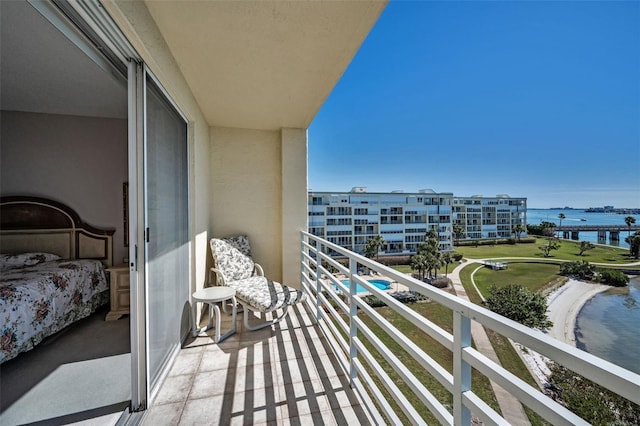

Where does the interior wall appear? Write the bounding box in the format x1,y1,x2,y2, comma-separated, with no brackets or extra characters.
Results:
210,126,283,280
0,110,128,264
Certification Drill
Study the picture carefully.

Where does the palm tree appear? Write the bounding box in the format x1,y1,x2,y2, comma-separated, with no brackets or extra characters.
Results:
512,223,525,242
452,223,465,244
425,252,442,279
442,252,453,277
625,231,640,259
624,216,636,237
557,213,566,237
410,254,427,281
424,229,440,251
364,235,385,262
418,229,442,277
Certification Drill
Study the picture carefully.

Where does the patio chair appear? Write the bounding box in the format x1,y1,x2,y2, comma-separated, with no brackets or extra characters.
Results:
209,235,304,331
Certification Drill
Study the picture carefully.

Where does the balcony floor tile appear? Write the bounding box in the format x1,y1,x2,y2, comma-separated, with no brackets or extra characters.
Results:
143,304,376,425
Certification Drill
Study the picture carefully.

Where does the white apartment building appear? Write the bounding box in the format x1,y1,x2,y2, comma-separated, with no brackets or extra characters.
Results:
308,187,454,255
452,194,527,241
308,188,527,256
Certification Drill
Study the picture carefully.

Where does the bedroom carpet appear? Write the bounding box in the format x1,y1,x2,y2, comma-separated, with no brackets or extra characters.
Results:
0,305,131,426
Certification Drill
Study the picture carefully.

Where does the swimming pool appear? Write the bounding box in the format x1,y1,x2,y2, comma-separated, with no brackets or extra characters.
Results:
337,279,391,293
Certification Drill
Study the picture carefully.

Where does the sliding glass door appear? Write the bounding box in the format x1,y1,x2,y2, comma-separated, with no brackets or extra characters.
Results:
128,63,190,409
143,72,189,392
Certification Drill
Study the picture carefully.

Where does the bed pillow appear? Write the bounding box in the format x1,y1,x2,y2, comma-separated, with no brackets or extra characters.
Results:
0,252,62,271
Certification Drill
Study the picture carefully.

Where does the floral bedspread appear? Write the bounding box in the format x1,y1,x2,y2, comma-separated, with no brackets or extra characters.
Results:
0,260,109,363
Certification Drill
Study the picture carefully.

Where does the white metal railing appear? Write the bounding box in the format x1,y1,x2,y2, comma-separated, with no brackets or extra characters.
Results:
300,231,640,425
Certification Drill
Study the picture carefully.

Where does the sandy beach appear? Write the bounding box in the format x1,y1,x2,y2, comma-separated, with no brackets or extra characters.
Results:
545,279,610,345
516,279,611,387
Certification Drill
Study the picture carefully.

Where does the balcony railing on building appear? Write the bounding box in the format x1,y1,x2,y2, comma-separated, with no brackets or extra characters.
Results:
300,231,640,425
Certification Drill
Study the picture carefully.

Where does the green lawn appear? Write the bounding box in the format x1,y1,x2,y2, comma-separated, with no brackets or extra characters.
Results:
358,299,500,423
392,264,413,274
455,238,631,264
467,262,564,299
394,238,632,284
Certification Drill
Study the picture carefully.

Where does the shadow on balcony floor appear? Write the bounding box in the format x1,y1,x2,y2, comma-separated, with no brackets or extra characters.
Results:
143,304,376,425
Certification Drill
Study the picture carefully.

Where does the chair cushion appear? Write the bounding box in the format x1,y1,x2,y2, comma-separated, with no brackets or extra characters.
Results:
226,276,303,312
210,236,255,281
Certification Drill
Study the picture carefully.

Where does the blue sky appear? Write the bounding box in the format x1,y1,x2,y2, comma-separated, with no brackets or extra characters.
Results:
308,1,640,208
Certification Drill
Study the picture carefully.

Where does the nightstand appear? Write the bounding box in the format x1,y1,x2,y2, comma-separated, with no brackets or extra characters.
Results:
105,264,130,321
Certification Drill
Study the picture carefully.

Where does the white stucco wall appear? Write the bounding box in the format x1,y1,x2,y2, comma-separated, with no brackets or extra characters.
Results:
210,126,283,280
208,127,307,287
0,111,129,263
281,128,308,287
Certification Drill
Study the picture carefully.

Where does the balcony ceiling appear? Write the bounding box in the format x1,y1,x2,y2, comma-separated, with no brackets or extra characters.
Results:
144,1,387,130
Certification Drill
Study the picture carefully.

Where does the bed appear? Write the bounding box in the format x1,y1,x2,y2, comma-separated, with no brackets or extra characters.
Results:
0,196,115,364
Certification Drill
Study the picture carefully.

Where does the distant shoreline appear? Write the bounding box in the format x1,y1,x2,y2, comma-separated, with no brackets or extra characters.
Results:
528,207,640,212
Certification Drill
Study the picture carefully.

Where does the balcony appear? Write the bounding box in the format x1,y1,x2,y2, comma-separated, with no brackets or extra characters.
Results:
405,219,427,224
144,304,375,425
148,233,639,425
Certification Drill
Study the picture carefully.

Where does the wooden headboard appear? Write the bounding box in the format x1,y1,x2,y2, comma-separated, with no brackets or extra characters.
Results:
0,196,115,267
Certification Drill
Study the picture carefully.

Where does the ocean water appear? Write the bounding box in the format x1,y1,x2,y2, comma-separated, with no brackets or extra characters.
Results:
527,208,639,249
528,209,640,373
574,277,640,375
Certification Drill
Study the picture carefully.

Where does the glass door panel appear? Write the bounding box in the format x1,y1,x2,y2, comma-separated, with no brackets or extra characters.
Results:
143,72,189,393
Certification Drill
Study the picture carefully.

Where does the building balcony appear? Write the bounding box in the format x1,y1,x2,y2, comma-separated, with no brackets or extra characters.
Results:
383,248,406,254
380,220,403,225
148,233,639,425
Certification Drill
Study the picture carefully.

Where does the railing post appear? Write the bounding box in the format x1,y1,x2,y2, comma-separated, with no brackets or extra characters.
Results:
315,241,322,321
349,257,358,386
453,311,472,426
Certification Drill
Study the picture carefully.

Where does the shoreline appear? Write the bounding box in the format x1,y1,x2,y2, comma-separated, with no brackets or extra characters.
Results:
516,279,610,387
545,279,610,345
